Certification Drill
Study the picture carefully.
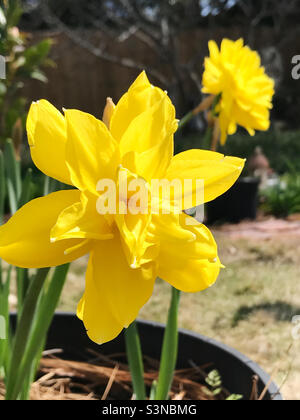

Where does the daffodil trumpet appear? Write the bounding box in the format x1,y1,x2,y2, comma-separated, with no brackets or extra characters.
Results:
0,70,245,400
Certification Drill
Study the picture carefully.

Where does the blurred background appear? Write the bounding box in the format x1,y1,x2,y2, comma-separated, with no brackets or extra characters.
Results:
3,0,300,184
1,0,300,399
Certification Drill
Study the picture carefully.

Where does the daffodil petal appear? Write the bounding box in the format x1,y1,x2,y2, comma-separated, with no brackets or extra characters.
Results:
78,235,156,344
135,134,174,181
51,191,113,242
0,190,92,268
26,100,72,185
77,263,123,345
118,93,176,180
119,94,177,155
110,71,167,143
157,214,221,292
64,109,120,193
166,149,245,208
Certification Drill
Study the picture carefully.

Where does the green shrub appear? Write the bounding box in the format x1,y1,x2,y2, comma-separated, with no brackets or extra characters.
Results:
0,0,53,148
260,173,300,218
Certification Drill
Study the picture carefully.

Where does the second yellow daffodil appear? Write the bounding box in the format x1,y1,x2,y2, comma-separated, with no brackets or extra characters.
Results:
202,38,275,145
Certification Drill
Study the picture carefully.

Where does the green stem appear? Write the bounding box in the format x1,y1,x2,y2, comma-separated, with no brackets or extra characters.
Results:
202,126,213,150
5,268,50,400
125,321,146,400
155,287,181,400
177,111,194,132
177,94,221,139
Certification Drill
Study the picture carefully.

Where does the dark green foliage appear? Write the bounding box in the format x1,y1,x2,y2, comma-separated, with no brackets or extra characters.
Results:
260,173,300,218
0,0,52,145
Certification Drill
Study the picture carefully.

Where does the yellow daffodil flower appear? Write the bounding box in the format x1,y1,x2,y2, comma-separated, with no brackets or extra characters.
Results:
202,38,275,145
0,72,245,344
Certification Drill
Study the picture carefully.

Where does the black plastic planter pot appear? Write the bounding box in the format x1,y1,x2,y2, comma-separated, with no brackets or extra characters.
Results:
206,177,260,225
11,312,282,400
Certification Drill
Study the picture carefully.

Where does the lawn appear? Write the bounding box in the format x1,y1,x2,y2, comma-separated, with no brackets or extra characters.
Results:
58,230,300,400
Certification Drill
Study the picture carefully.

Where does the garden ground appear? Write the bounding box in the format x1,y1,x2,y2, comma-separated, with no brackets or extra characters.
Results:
57,218,300,400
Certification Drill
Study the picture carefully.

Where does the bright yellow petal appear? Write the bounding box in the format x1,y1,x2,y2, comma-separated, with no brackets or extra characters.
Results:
51,191,113,242
0,190,92,268
121,134,174,182
76,262,123,345
112,166,152,267
64,109,120,192
166,149,245,208
26,100,72,185
118,93,177,180
208,40,220,64
119,94,177,156
78,235,156,344
156,214,221,292
110,71,167,143
110,72,177,181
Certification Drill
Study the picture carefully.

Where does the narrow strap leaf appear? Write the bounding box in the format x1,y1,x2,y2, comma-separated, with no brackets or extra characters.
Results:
5,268,50,400
155,287,181,400
125,321,146,400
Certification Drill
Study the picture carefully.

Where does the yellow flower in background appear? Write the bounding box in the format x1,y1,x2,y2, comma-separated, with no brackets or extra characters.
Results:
202,38,275,145
0,72,245,344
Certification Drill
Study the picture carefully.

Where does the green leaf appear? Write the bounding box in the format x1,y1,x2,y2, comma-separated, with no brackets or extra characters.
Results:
205,370,222,388
4,139,21,214
24,39,52,69
149,380,157,400
0,81,7,95
125,321,146,400
155,288,181,400
6,265,69,400
0,150,5,225
226,394,243,401
5,268,50,400
5,0,22,28
0,6,6,27
0,266,12,376
18,168,32,209
30,70,48,83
